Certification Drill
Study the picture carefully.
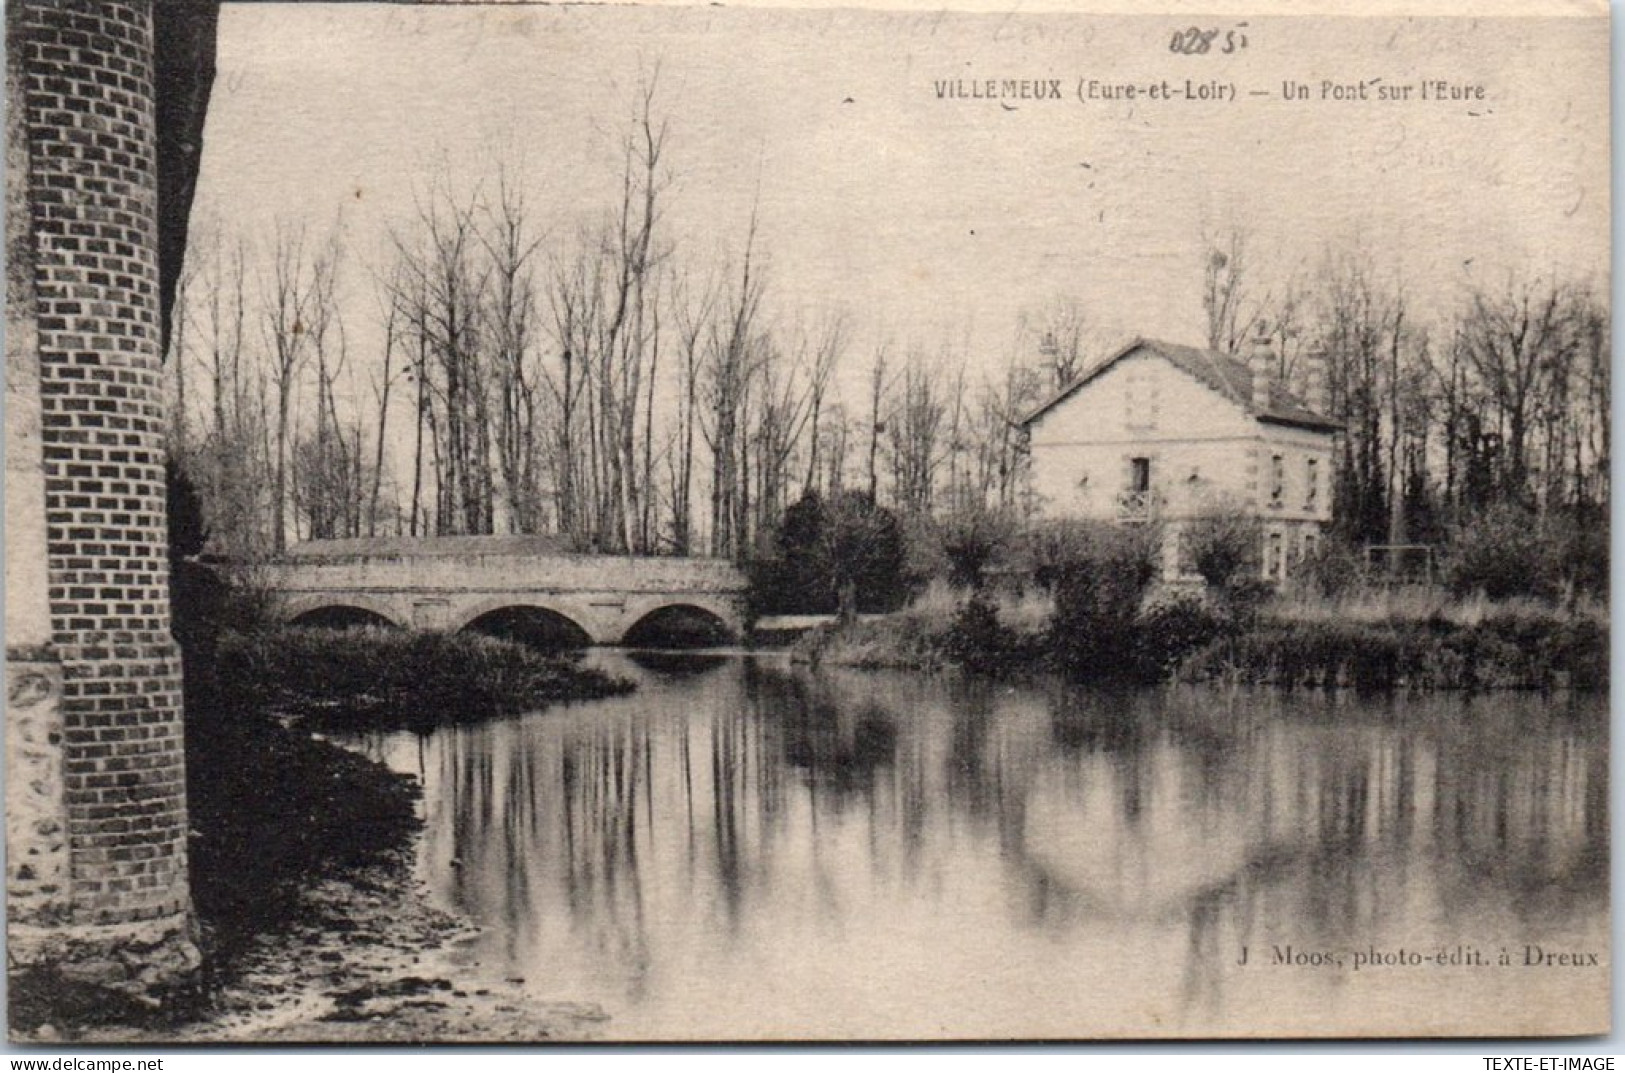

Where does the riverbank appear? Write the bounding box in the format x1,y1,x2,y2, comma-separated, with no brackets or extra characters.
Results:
9,625,631,1042
27,850,612,1043
1177,605,1608,691
793,584,1608,691
11,711,610,1043
122,850,610,1043
215,625,632,732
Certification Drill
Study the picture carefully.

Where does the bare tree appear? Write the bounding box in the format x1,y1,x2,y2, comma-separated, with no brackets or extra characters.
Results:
799,311,846,495
538,77,672,552
703,210,767,559
543,239,600,545
260,220,325,552
887,353,948,517
864,343,891,503
1203,228,1265,354
388,174,493,536
479,163,546,533
292,229,363,541
1457,277,1579,510
667,267,718,554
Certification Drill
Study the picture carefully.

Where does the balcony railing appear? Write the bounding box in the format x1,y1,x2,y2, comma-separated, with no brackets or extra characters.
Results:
1114,489,1162,523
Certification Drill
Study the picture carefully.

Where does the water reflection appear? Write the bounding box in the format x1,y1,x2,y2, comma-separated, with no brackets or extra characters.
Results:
622,650,729,677
347,653,1608,1039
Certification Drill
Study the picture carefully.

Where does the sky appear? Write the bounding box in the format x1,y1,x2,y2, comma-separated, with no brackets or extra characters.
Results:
190,3,1609,412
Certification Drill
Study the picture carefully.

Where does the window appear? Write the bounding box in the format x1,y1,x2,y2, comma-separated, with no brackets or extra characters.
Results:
1119,457,1157,522
1306,458,1320,510
1130,457,1151,493
1270,454,1285,506
1267,530,1284,580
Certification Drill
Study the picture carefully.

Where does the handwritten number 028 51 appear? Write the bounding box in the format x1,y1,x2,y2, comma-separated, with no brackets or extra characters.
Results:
1169,25,1248,55
1169,27,1219,54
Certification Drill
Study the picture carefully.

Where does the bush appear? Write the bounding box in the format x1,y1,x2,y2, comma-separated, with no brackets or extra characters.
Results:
1022,518,1160,593
1287,537,1364,598
1182,507,1260,590
1549,508,1609,600
937,505,1019,590
1442,503,1576,600
943,593,1027,674
1132,588,1233,680
1046,522,1162,681
750,490,912,617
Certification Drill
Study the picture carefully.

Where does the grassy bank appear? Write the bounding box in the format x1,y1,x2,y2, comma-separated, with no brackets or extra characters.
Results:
1178,600,1608,691
213,625,631,733
793,582,1050,673
794,581,1607,692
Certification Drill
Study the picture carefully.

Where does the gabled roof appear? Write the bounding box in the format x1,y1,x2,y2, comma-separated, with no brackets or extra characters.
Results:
1019,336,1343,434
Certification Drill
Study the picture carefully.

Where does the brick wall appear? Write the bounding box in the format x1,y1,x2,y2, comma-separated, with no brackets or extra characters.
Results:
15,1,190,927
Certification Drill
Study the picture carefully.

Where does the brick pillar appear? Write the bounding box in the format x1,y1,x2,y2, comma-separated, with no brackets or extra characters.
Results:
7,0,197,993
6,0,70,941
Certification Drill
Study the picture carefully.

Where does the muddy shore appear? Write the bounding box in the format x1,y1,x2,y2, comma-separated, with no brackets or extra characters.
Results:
11,711,609,1044
118,850,608,1044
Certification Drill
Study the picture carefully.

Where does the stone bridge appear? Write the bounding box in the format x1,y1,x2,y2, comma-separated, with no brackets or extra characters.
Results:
255,536,751,646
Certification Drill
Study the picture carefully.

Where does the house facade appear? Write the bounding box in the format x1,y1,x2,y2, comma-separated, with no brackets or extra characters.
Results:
1019,336,1341,581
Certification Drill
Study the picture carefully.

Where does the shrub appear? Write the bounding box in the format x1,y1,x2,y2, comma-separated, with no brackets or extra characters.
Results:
1047,522,1162,681
937,504,1019,591
1442,503,1561,600
171,562,283,708
1218,575,1275,627
1022,518,1161,593
1288,537,1365,598
1181,506,1260,590
1132,588,1233,679
1548,508,1610,600
750,490,912,618
943,593,1026,674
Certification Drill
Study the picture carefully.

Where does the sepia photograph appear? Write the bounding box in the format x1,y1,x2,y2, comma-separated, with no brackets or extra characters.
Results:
3,0,1610,1044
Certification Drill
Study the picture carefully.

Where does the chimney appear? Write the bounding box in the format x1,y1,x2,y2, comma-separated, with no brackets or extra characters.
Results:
1248,322,1274,412
1304,347,1330,416
1039,330,1059,362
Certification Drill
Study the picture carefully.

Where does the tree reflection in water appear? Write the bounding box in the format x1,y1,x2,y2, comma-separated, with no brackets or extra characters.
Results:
342,654,1608,1038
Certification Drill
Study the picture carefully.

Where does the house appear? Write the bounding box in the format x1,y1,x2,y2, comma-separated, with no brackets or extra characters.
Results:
1018,334,1341,581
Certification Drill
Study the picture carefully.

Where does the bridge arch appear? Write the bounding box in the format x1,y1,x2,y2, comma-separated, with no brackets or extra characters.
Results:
456,602,594,650
620,602,738,648
281,594,406,629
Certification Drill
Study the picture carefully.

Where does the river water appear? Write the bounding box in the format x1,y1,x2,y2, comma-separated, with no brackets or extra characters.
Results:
341,651,1608,1040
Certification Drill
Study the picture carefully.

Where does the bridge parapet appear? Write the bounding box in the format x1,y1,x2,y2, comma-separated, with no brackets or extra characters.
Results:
255,541,752,644
263,551,748,596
